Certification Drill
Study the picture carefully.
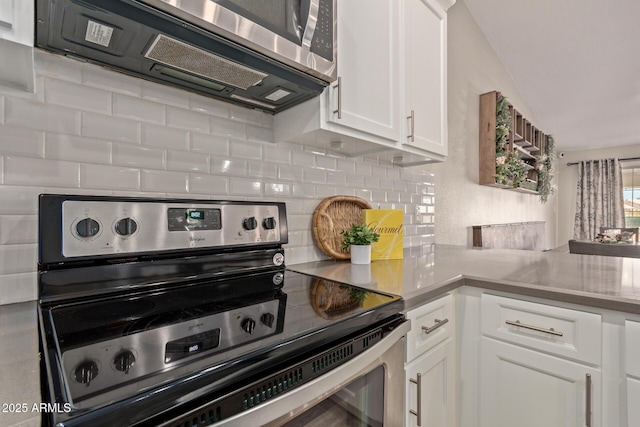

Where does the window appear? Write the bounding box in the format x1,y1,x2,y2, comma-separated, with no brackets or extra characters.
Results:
623,167,640,227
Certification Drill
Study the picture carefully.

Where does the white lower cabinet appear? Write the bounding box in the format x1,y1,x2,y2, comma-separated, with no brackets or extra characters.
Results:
405,294,456,427
406,339,456,427
480,337,601,427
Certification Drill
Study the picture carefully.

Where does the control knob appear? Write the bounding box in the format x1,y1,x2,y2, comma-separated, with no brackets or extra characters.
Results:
241,317,257,334
113,350,136,374
74,361,99,386
76,218,100,238
261,313,275,328
115,218,138,236
262,217,277,230
242,217,258,231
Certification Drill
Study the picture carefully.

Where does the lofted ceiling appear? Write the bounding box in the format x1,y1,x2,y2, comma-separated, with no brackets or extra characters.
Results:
463,0,640,152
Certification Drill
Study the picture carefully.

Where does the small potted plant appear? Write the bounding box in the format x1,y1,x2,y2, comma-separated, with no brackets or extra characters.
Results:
340,223,380,264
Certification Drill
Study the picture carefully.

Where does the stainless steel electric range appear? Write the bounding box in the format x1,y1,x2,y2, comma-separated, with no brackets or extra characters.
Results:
37,194,408,427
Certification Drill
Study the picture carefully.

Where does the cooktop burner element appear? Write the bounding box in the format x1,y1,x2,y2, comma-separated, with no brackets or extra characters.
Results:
37,195,404,427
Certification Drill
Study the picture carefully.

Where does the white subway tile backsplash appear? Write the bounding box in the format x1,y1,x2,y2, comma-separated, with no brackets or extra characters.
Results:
141,170,188,193
190,133,229,156
315,155,337,170
263,146,290,164
302,168,326,184
141,123,189,151
211,116,246,139
167,107,210,133
229,177,262,196
247,161,277,179
167,151,209,173
46,78,111,114
142,81,191,108
264,182,291,197
113,94,165,124
5,98,81,135
229,105,262,123
0,272,37,305
190,94,229,117
326,171,347,186
229,139,263,160
291,150,315,167
0,53,437,305
82,112,140,144
45,133,111,164
291,183,315,198
210,158,246,176
80,164,139,190
246,124,274,143
113,143,165,169
0,126,44,158
189,174,228,195
0,244,37,274
278,164,304,182
35,52,82,83
0,187,42,214
5,156,79,188
82,65,142,97
0,216,37,245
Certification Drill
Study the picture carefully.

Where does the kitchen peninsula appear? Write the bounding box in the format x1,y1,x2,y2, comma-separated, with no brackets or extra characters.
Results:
4,245,640,427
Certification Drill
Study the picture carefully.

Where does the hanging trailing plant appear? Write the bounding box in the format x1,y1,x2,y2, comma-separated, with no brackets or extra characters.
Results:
494,93,526,188
536,135,555,203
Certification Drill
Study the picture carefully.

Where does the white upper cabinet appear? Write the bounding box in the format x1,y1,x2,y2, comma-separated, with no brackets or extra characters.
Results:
401,0,448,157
0,0,35,91
326,0,400,141
274,0,456,165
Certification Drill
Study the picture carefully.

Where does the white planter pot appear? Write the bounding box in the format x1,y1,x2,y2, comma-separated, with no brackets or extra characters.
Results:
350,244,371,265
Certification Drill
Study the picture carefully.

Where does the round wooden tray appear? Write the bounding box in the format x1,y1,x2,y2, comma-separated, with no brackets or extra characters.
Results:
312,195,372,260
310,278,362,320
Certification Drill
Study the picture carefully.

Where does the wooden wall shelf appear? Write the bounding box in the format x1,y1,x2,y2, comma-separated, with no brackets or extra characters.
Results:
479,91,550,194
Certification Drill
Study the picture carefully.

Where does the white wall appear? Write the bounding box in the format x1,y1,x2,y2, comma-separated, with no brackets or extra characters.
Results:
0,51,436,305
426,0,557,248
556,143,640,245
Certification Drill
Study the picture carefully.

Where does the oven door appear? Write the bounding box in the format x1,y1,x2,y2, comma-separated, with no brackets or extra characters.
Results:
216,320,409,427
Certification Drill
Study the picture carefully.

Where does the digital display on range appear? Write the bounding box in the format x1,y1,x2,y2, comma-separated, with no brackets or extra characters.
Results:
186,210,205,220
167,208,221,231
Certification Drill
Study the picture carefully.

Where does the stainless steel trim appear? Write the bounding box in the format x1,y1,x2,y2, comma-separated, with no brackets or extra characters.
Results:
301,0,320,49
137,0,336,82
409,373,422,426
408,109,415,142
333,76,342,119
505,320,564,337
422,318,449,335
586,373,592,427
212,321,410,426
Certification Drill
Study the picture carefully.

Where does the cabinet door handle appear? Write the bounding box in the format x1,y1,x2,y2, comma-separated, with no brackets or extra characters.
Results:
422,318,449,335
409,373,422,426
505,320,564,337
585,373,592,427
332,76,342,119
407,109,415,142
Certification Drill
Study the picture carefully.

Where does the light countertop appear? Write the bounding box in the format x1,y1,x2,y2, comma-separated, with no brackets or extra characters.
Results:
288,245,640,313
6,244,640,426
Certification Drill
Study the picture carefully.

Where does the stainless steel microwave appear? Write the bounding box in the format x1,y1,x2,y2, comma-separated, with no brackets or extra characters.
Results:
36,0,337,113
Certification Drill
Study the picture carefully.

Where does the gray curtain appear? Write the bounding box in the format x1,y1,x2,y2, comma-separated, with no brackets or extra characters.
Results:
573,158,625,240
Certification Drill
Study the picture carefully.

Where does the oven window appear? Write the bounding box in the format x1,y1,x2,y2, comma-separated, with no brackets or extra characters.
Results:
282,366,385,427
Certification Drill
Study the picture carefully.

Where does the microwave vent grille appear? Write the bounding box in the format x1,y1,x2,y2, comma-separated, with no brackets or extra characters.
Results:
144,34,268,90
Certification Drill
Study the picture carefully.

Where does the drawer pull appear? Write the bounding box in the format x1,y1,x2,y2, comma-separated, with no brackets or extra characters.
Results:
422,318,449,335
586,373,592,427
409,373,422,426
505,320,564,337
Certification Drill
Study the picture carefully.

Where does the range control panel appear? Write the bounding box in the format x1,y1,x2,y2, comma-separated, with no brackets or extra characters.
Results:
60,199,285,258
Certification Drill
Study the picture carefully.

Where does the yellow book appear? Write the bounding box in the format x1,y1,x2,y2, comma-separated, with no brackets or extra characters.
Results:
363,209,404,260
